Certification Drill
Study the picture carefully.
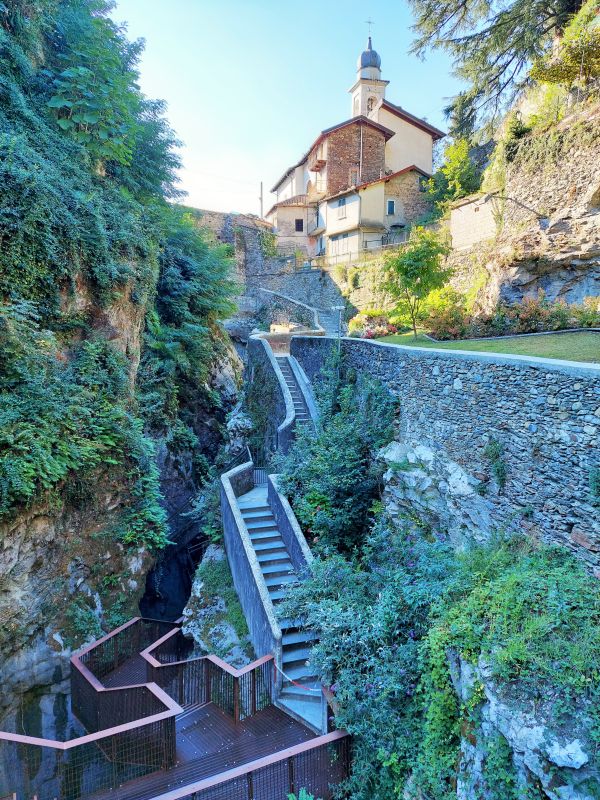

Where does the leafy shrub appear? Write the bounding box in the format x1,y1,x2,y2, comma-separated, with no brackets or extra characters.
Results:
426,137,483,211
504,112,533,162
281,513,456,799
0,301,169,549
348,309,401,338
0,1,181,316
284,502,600,799
531,0,600,89
426,295,600,340
277,354,396,551
484,437,507,489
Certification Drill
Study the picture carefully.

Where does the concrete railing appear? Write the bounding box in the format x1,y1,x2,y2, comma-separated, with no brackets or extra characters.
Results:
288,355,320,424
220,461,282,676
247,335,296,454
267,475,314,574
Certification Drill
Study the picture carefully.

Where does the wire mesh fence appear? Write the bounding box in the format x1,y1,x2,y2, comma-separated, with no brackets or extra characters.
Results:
152,733,351,800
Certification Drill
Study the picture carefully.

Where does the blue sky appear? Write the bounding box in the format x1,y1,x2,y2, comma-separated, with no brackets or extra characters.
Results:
112,0,464,214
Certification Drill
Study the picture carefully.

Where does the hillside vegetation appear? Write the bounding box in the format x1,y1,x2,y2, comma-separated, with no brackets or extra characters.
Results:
0,0,236,660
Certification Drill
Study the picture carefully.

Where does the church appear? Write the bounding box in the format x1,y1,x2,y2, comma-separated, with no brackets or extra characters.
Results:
266,38,445,264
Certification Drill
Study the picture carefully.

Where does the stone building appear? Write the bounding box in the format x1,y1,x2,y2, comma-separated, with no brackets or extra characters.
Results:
266,38,444,263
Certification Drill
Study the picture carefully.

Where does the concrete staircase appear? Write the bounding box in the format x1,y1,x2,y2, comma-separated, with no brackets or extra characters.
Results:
237,484,322,732
276,356,312,428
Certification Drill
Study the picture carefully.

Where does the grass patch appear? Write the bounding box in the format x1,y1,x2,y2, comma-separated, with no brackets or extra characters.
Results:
195,557,250,644
376,331,600,363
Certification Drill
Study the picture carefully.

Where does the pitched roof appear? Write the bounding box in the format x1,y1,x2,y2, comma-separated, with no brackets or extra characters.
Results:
270,116,396,193
322,165,432,202
380,100,446,140
265,194,310,219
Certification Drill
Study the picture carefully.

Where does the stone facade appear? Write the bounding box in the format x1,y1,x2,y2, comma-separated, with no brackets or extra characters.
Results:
383,171,432,227
323,123,387,197
269,203,310,252
291,336,600,570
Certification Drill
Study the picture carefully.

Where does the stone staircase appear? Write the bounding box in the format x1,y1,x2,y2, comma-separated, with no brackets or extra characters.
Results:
237,483,323,732
317,309,341,337
276,355,312,428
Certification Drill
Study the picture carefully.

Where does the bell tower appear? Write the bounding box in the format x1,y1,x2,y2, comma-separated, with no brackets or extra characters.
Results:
349,36,389,118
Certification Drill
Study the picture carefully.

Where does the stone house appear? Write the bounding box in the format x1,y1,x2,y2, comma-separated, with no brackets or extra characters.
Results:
266,38,444,262
314,167,433,263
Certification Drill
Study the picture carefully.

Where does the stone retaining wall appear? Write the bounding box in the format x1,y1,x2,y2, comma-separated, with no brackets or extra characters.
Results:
254,289,319,330
290,336,600,570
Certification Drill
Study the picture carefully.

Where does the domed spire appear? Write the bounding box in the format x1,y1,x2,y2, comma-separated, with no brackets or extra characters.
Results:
357,36,381,71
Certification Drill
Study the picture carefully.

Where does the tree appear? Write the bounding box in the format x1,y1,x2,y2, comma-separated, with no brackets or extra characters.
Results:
530,0,600,87
384,229,452,338
427,137,482,211
444,91,478,141
409,0,585,119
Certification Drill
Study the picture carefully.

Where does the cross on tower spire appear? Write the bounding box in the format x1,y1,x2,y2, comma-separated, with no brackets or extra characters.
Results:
365,17,375,37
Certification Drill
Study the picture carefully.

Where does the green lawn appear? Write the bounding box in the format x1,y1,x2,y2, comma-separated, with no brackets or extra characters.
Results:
376,331,600,363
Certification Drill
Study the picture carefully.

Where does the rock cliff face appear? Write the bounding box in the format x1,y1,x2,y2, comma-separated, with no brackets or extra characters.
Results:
453,106,600,310
0,482,152,713
450,653,599,800
0,283,241,713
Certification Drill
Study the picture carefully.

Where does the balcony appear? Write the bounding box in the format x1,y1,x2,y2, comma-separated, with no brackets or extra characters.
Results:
308,148,327,173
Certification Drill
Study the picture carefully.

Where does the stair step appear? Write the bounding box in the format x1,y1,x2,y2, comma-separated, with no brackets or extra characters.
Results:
238,502,270,511
282,630,318,646
268,588,289,602
278,618,305,630
277,696,324,735
246,520,278,532
253,539,285,553
282,645,312,664
261,561,294,576
241,509,274,521
280,685,322,703
257,550,289,564
265,574,298,589
281,662,318,682
249,530,282,543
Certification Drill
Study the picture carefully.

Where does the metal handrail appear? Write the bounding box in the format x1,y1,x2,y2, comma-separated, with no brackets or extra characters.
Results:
145,730,351,800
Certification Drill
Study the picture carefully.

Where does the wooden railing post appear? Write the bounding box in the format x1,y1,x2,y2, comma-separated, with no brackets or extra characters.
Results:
246,772,254,800
251,668,257,716
204,659,210,705
287,756,295,796
234,677,240,723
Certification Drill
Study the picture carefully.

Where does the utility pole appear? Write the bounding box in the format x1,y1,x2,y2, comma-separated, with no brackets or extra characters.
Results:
259,181,263,218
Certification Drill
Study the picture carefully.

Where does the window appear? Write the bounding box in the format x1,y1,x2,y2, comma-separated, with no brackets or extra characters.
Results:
337,197,347,219
295,218,304,232
349,167,359,186
367,96,376,114
387,199,396,215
